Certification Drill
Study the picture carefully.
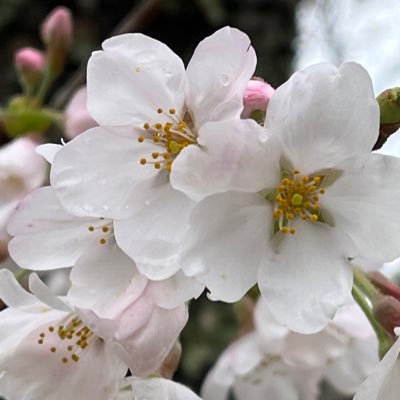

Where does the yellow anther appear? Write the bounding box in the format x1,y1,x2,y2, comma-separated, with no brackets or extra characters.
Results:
153,136,160,143
99,238,106,245
291,193,303,206
311,214,318,222
293,169,300,174
143,123,150,130
290,227,296,235
71,354,80,362
140,158,147,165
38,339,43,344
40,333,45,338
155,123,163,130
320,188,326,194
302,176,309,183
50,347,56,353
169,141,181,154
281,227,290,234
88,226,94,232
169,108,176,114
312,195,319,201
151,152,159,159
138,136,145,143
313,177,321,184
67,345,73,351
102,226,109,233
48,326,54,332
157,108,163,114
154,162,161,169
62,357,68,363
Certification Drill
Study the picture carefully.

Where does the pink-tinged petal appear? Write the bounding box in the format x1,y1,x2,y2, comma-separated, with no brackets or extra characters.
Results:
65,86,97,139
147,271,204,309
266,63,379,174
0,322,127,400
259,222,355,334
323,153,400,264
69,240,147,317
186,26,256,129
88,33,185,126
51,126,159,219
182,192,268,302
170,119,280,201
8,186,98,270
354,336,400,400
114,184,195,280
36,143,63,164
124,377,202,400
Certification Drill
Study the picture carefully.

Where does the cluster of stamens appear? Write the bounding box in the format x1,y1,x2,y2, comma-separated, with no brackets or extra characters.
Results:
37,315,97,364
87,217,111,245
273,169,326,235
137,108,197,172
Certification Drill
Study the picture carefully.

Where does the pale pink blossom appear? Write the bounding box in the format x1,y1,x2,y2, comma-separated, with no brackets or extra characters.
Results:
14,47,45,87
41,6,73,48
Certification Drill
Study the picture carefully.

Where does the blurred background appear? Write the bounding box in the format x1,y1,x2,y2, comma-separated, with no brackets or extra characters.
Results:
1,0,399,398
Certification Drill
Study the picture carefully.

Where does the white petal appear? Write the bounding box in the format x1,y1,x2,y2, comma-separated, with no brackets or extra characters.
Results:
88,33,185,126
0,269,37,308
51,126,159,219
354,336,400,400
323,153,400,263
69,239,146,317
114,185,195,280
325,337,379,395
123,377,201,400
186,27,256,129
29,273,70,312
182,192,268,302
36,143,62,164
147,271,204,309
171,120,280,201
259,222,355,334
8,186,97,270
266,62,379,174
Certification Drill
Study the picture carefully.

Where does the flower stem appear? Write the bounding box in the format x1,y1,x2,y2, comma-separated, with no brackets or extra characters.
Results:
352,279,394,359
353,267,380,301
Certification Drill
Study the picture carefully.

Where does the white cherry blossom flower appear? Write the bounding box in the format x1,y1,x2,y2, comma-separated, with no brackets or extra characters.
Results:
8,185,203,307
175,62,400,332
50,26,256,280
354,327,400,400
202,299,378,400
117,377,202,400
0,135,46,256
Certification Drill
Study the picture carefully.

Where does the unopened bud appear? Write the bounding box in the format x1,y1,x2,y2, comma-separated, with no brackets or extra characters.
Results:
159,340,181,379
41,7,73,48
374,88,400,149
41,7,73,76
368,272,400,301
15,47,45,88
373,295,400,338
242,79,275,119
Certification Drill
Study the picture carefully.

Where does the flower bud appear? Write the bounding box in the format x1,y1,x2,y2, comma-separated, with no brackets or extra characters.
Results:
242,79,275,119
41,7,73,48
374,88,400,149
368,271,400,301
373,295,400,337
158,340,182,379
14,47,45,88
41,7,73,76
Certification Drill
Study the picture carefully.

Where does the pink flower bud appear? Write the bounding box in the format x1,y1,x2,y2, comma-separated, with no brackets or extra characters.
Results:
368,271,400,301
373,295,400,337
14,47,45,87
242,79,275,118
41,7,73,48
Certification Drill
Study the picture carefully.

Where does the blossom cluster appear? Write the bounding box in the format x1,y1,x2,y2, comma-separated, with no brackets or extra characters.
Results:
2,20,400,399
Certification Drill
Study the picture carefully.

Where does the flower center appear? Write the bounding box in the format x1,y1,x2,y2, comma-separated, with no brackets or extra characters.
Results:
137,108,198,172
37,314,98,364
272,168,326,235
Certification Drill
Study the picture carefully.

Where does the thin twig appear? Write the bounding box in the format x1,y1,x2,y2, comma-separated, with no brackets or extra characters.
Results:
50,0,162,109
